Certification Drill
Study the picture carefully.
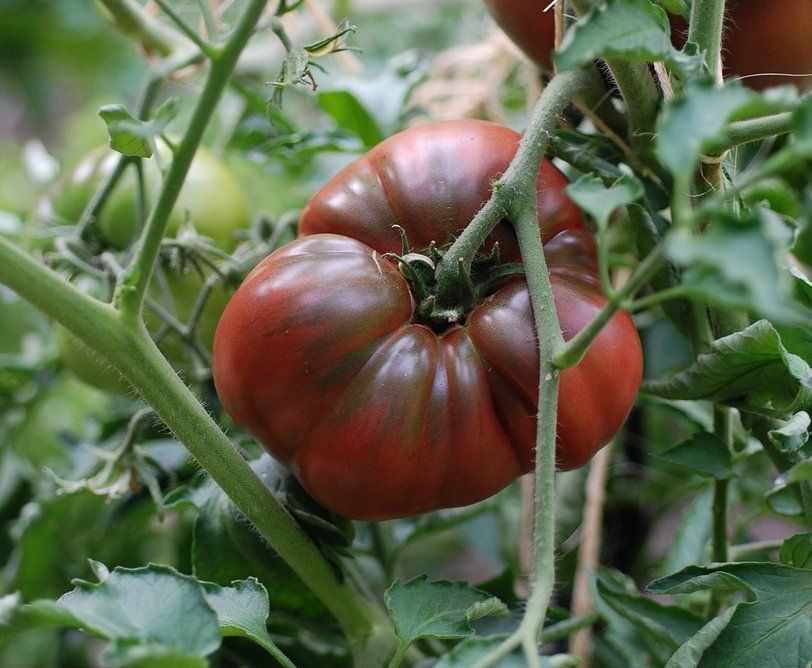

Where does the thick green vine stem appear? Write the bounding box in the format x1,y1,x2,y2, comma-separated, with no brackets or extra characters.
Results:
688,0,727,80
432,67,593,314
435,68,594,668
0,1,397,662
0,235,395,663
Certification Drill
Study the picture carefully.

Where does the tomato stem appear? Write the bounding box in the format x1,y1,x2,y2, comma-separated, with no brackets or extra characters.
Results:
433,67,593,317
115,0,264,319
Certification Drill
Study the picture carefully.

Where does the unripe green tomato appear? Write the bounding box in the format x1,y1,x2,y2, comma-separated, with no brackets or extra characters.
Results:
41,143,250,392
53,325,131,395
38,141,251,251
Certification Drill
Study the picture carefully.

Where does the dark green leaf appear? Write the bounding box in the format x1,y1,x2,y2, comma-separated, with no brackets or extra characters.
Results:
667,211,810,326
786,458,812,483
190,478,329,619
555,0,696,75
316,90,383,148
769,412,811,453
643,320,812,417
658,80,755,185
384,576,507,647
662,486,713,575
780,534,812,569
664,607,737,668
765,484,804,517
654,433,732,480
649,562,812,666
98,98,178,158
201,579,295,668
596,572,705,651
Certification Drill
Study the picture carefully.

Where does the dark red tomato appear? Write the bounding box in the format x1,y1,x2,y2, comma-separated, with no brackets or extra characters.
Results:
488,0,812,90
213,120,642,520
671,0,812,90
485,0,556,71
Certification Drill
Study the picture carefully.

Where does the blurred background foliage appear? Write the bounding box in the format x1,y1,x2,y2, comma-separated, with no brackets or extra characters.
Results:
0,1,806,666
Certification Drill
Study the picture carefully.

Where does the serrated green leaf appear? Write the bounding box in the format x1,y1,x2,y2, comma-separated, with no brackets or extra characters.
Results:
565,173,644,231
655,433,732,480
385,575,507,647
649,563,812,667
596,572,705,651
57,564,221,657
780,534,812,569
555,0,694,74
98,98,178,158
657,80,755,185
643,320,812,417
201,579,294,668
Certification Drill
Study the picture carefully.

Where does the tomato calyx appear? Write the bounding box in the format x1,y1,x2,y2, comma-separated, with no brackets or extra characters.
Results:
385,227,525,332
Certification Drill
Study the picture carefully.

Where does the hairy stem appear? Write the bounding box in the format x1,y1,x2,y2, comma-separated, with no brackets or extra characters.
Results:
705,113,794,156
688,0,727,80
434,67,592,306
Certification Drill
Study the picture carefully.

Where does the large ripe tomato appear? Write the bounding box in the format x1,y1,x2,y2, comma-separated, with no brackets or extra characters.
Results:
486,0,812,91
212,120,642,520
37,142,251,251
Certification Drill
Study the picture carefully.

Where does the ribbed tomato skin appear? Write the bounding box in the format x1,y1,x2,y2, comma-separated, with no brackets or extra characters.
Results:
213,120,642,520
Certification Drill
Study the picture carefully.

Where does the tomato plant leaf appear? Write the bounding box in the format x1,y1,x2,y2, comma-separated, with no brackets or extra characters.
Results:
186,477,330,619
200,578,295,668
642,320,812,417
654,433,733,480
555,0,696,76
316,90,383,148
385,575,508,648
667,210,810,327
595,570,705,652
98,98,178,158
649,563,812,666
657,80,755,187
664,606,737,668
769,412,811,453
780,534,812,569
565,173,644,231
765,483,805,517
786,458,812,484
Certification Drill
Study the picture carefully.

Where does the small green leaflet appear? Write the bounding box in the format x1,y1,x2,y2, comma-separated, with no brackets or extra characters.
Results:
98,98,179,158
385,575,508,650
565,173,645,232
